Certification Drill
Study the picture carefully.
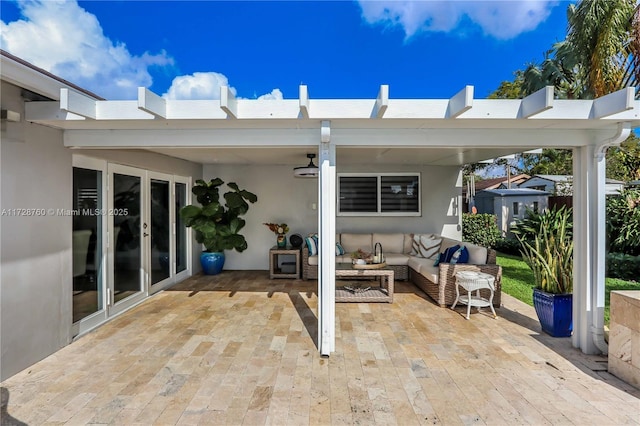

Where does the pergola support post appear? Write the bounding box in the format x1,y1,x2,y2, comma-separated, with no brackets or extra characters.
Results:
572,124,630,354
318,120,336,356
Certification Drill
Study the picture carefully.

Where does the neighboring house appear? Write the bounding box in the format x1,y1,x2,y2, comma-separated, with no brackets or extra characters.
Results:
462,174,530,213
519,174,626,196
519,174,573,195
1,50,638,378
474,188,549,236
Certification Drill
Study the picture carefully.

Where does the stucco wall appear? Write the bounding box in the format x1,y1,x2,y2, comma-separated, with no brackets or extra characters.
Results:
0,83,203,380
1,82,73,380
203,163,462,270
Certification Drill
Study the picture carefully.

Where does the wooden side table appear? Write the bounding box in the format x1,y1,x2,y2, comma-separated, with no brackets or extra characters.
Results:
269,246,301,279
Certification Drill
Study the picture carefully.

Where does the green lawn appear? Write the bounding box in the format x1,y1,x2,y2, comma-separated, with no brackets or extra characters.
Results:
496,253,640,325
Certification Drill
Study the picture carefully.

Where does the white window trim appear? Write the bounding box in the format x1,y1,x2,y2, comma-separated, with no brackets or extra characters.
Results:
337,172,421,217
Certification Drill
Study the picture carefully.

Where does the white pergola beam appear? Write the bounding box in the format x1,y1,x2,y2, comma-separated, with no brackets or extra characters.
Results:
373,85,389,118
447,85,474,118
137,87,166,118
521,86,554,118
220,86,237,119
592,87,635,119
60,88,96,119
299,85,309,119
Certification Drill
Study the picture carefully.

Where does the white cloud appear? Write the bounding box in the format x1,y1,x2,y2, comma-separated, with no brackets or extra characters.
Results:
162,73,283,101
358,0,558,40
162,72,235,100
0,0,173,99
256,89,283,101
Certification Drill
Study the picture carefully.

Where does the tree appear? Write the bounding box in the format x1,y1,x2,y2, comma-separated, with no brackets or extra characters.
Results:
522,0,639,99
607,135,640,182
566,0,638,98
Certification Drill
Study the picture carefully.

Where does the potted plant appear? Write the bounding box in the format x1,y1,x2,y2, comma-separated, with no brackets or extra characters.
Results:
180,178,257,275
263,223,289,248
517,206,573,337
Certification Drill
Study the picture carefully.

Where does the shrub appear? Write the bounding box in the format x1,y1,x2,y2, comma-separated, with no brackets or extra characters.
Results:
606,252,640,281
494,238,522,256
462,213,501,248
606,189,640,256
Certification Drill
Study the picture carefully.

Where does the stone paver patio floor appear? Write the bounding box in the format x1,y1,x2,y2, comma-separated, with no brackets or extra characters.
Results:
2,271,639,425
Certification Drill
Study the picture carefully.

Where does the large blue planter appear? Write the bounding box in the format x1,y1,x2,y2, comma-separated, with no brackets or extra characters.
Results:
200,251,225,275
533,288,573,337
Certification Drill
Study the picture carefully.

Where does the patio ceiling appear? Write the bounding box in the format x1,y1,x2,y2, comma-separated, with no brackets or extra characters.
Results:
144,146,533,167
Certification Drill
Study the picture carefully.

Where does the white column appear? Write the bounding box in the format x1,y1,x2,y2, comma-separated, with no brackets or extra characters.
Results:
573,124,630,355
572,145,602,354
318,120,336,356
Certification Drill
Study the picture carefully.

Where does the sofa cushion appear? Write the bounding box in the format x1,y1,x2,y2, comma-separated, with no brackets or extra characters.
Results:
410,234,442,259
465,244,488,265
439,238,460,251
382,253,410,266
408,258,439,283
335,242,345,255
308,255,318,266
373,233,405,254
340,233,373,254
419,264,440,284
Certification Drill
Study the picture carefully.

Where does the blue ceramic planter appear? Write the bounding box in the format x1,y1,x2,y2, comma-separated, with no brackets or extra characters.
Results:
200,251,225,275
533,288,573,337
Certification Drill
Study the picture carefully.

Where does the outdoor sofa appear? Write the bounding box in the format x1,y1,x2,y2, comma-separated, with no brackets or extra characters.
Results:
302,232,502,307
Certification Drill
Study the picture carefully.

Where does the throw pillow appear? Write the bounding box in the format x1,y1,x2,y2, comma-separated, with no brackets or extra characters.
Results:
450,246,470,264
434,244,460,266
335,242,345,255
418,234,442,259
305,234,318,256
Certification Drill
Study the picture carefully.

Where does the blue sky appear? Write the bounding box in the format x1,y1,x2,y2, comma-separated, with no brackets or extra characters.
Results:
1,1,571,101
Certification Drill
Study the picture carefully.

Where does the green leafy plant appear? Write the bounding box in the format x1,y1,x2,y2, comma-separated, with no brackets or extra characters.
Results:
512,205,573,247
180,178,257,253
462,213,501,248
517,206,573,294
606,188,640,256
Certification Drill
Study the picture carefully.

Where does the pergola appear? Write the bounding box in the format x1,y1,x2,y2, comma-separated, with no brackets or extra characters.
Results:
13,60,640,356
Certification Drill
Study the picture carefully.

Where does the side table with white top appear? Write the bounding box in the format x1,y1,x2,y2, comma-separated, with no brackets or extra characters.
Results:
451,271,497,320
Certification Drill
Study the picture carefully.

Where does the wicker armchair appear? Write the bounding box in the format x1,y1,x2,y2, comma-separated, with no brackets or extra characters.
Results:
409,249,502,307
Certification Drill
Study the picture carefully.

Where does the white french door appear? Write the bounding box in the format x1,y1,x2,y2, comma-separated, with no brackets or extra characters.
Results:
73,159,191,334
108,164,147,316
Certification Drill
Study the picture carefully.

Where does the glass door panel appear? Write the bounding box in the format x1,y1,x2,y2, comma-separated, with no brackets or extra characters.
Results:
72,167,103,323
150,178,171,285
175,182,188,274
112,172,143,304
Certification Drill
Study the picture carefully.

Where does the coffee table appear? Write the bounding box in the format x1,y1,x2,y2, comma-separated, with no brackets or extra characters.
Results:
335,263,394,303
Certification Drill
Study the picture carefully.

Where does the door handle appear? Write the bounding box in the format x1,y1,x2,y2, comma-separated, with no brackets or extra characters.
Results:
143,232,149,237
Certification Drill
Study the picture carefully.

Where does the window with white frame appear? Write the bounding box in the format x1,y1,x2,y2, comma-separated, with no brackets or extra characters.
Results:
338,173,420,216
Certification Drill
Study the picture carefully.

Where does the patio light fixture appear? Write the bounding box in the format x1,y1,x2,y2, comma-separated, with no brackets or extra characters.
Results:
293,153,319,178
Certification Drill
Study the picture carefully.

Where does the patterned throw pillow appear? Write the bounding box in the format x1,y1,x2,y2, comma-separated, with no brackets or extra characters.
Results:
450,246,470,264
434,244,461,266
336,242,345,255
411,234,442,259
305,234,318,256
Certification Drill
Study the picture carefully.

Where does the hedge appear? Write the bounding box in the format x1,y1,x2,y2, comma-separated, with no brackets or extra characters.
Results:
462,213,501,248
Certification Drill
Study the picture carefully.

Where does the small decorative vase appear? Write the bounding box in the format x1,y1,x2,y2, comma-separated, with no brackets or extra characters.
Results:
277,233,286,248
200,251,225,275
